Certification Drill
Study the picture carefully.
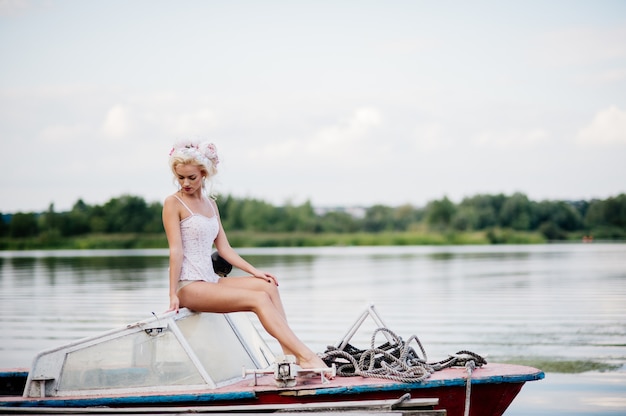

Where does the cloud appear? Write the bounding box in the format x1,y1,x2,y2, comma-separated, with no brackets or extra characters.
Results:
101,104,133,140
473,129,550,149
578,106,626,145
311,107,381,151
171,107,219,136
376,37,440,55
534,26,626,68
412,122,448,151
100,96,220,141
248,107,383,167
574,68,626,86
39,123,89,143
0,0,33,17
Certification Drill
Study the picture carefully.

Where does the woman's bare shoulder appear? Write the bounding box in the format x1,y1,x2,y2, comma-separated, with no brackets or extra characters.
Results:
208,197,221,214
164,193,181,203
163,194,183,211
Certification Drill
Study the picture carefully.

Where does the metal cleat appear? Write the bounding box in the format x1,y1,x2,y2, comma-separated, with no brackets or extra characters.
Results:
243,356,335,387
274,355,298,387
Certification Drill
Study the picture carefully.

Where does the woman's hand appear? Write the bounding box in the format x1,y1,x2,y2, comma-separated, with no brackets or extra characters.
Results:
168,294,180,313
253,271,279,286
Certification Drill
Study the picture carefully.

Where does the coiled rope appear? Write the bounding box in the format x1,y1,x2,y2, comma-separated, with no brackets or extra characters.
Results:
320,327,486,415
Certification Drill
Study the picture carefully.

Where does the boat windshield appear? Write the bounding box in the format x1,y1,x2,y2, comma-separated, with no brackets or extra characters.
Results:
23,309,274,398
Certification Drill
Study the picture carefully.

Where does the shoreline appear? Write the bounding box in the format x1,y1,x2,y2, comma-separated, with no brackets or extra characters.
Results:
1,229,614,251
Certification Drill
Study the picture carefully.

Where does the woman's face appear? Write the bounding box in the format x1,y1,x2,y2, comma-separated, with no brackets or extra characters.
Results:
174,163,204,195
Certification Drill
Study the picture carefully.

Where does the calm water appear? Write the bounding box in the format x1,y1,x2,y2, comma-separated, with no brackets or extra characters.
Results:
1,244,625,415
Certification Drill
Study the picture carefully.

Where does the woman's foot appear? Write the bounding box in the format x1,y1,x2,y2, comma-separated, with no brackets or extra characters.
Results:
299,354,334,379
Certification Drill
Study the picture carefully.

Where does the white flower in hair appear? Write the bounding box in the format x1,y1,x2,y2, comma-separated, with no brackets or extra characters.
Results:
169,139,219,167
199,142,219,165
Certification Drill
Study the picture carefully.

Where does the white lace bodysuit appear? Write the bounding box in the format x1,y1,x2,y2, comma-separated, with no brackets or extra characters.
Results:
174,195,221,284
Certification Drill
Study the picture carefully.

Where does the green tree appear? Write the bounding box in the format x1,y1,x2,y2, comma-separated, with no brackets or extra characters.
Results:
393,204,421,231
89,205,107,233
457,194,505,229
499,193,532,230
538,221,566,240
0,213,9,237
281,200,317,232
608,194,626,228
218,194,243,230
585,194,626,238
63,199,92,236
239,198,280,232
569,200,590,221
535,200,583,233
318,210,360,233
425,197,456,229
451,205,478,231
39,203,62,234
9,212,39,238
103,195,151,233
143,202,165,233
363,205,395,232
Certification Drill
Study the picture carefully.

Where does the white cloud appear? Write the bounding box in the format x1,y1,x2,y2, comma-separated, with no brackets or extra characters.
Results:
170,107,219,136
535,26,626,68
412,122,448,151
39,123,88,143
473,129,550,149
248,107,383,167
575,68,626,86
0,0,33,16
376,37,439,55
101,104,133,140
578,106,626,145
99,95,221,141
310,107,381,152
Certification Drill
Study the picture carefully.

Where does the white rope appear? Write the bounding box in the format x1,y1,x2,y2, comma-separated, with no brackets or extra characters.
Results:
321,327,486,409
464,360,476,416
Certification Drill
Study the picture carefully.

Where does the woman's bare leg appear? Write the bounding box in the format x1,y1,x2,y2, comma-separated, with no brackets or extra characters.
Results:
178,280,328,370
219,276,289,320
217,277,294,356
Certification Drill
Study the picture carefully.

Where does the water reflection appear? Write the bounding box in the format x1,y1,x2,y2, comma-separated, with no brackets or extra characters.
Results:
0,244,625,415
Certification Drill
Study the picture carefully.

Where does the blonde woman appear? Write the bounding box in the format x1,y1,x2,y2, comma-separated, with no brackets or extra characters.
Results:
162,139,329,371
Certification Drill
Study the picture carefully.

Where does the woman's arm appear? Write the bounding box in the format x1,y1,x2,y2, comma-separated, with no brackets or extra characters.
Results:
162,195,184,311
211,199,278,285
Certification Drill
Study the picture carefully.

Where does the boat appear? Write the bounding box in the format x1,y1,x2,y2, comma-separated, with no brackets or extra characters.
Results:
0,304,543,415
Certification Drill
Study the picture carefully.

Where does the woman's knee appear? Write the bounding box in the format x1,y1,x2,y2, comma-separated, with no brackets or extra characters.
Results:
246,277,280,297
263,282,280,296
251,291,274,310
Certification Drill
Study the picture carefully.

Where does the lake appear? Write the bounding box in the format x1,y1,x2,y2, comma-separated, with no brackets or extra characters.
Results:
1,244,625,415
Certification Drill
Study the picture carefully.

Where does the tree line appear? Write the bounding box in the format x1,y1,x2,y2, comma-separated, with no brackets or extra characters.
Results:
1,192,625,244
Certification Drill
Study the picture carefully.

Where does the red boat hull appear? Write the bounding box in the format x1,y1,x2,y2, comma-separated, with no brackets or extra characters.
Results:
244,364,535,416
0,363,543,416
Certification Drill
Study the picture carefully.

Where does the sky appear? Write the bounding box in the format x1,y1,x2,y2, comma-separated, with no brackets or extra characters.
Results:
1,0,625,213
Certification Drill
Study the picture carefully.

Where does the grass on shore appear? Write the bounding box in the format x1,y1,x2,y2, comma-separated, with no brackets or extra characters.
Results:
500,357,621,373
0,229,549,250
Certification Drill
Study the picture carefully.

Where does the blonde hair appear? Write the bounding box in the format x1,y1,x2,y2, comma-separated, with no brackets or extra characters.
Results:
168,139,219,197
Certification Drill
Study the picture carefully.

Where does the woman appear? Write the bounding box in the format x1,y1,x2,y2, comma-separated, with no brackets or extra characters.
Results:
162,139,329,371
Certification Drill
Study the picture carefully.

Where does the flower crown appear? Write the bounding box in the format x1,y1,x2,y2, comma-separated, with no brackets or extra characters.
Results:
169,139,219,168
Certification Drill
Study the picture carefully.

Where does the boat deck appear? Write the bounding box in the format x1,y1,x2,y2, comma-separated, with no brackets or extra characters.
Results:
0,363,543,415
0,306,544,416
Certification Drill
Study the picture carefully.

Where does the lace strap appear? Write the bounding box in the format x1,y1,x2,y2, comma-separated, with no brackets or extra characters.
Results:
173,195,194,215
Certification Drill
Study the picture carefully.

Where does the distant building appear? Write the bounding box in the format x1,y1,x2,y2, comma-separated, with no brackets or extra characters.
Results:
314,206,367,219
